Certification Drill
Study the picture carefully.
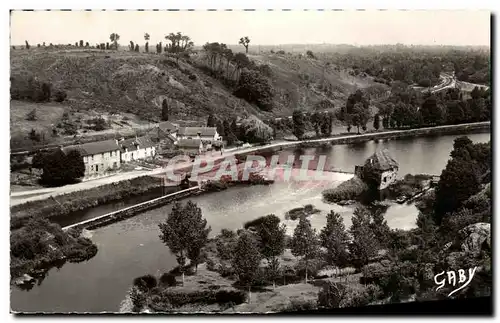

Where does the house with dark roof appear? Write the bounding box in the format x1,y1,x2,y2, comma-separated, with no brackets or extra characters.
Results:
355,149,399,190
176,138,204,155
120,135,157,163
148,121,179,145
61,139,121,176
177,127,221,142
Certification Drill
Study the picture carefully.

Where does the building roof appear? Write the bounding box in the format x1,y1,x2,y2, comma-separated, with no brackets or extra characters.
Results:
178,127,217,137
61,139,120,157
365,149,399,171
120,136,155,151
176,138,203,149
158,121,178,133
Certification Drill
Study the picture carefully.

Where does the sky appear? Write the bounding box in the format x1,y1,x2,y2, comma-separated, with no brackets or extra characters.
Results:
10,10,491,47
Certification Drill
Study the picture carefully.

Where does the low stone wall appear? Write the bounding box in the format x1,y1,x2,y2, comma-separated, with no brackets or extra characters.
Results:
62,186,201,231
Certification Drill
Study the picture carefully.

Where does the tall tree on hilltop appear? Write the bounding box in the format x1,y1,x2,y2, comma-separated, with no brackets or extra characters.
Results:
129,41,135,51
320,211,350,275
349,207,378,269
144,33,150,53
161,99,169,121
159,201,211,284
239,36,250,54
110,33,120,50
291,215,319,283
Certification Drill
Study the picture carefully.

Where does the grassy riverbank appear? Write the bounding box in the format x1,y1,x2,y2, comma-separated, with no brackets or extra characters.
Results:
10,175,169,230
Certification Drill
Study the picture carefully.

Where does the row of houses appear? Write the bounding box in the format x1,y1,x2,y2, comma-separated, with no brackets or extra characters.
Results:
60,121,222,177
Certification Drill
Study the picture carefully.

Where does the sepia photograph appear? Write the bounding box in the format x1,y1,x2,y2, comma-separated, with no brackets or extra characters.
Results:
8,9,492,315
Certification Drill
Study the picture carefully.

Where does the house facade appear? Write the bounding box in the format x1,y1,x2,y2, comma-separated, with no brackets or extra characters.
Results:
356,149,399,190
61,139,122,177
120,136,156,163
176,138,204,155
177,127,222,142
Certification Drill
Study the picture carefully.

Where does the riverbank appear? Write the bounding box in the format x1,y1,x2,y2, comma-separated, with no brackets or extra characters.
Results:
10,121,489,207
10,175,176,230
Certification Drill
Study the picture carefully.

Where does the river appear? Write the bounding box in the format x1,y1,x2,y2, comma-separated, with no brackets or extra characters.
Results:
10,132,490,313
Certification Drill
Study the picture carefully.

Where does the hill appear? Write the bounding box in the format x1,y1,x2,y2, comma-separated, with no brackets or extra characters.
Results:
10,48,384,149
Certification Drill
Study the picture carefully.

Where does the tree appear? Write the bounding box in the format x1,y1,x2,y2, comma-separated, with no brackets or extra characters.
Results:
291,215,319,283
349,207,378,269
420,95,443,125
110,33,120,50
79,40,83,47
134,44,139,52
41,149,85,186
292,110,306,140
245,214,286,288
238,116,273,143
434,158,481,223
373,113,380,130
32,151,47,169
161,99,169,121
186,207,211,273
239,36,250,54
310,112,321,137
158,201,211,284
106,42,110,50
85,42,89,48
231,230,261,286
319,211,350,273
351,103,370,134
29,129,41,142
234,69,274,111
25,40,30,49
207,113,216,127
144,33,150,53
41,82,51,102
129,41,135,51
370,209,391,248
26,109,37,121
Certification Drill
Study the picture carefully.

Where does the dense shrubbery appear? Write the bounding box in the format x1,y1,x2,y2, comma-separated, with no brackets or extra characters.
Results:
322,176,369,203
10,217,97,281
317,282,381,309
234,69,275,111
40,149,85,186
11,74,67,103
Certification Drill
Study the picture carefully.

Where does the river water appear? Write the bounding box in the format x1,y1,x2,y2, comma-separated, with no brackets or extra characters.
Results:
10,132,490,313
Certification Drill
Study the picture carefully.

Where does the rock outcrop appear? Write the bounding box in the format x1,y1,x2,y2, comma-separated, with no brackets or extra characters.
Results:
458,223,491,256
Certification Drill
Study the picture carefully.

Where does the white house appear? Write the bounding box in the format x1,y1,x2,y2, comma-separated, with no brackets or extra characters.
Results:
61,139,122,177
120,136,156,162
177,127,222,142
